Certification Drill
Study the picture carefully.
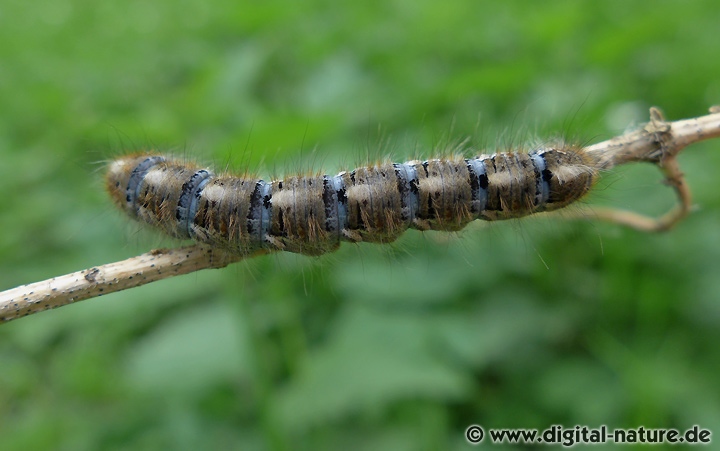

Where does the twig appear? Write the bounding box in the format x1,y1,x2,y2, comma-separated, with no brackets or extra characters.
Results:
0,245,254,322
584,106,720,168
2,107,720,323
571,106,720,231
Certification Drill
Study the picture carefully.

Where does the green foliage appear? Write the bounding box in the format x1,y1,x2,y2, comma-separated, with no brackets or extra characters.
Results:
1,1,720,449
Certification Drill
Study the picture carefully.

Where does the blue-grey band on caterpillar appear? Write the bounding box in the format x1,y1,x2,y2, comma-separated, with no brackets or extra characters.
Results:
106,146,597,256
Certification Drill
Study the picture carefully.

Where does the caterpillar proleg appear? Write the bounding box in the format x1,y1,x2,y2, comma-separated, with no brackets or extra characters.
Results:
106,145,598,256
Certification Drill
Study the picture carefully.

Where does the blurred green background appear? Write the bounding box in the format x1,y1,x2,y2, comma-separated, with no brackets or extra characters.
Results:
1,1,719,449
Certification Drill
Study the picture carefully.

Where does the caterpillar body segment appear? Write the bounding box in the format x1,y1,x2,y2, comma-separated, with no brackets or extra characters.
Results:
106,146,597,256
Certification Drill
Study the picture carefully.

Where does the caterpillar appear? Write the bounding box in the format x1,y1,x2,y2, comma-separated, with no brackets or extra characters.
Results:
106,145,598,256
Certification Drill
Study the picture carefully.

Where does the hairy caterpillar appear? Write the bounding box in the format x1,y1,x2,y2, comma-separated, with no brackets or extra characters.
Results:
106,145,598,256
